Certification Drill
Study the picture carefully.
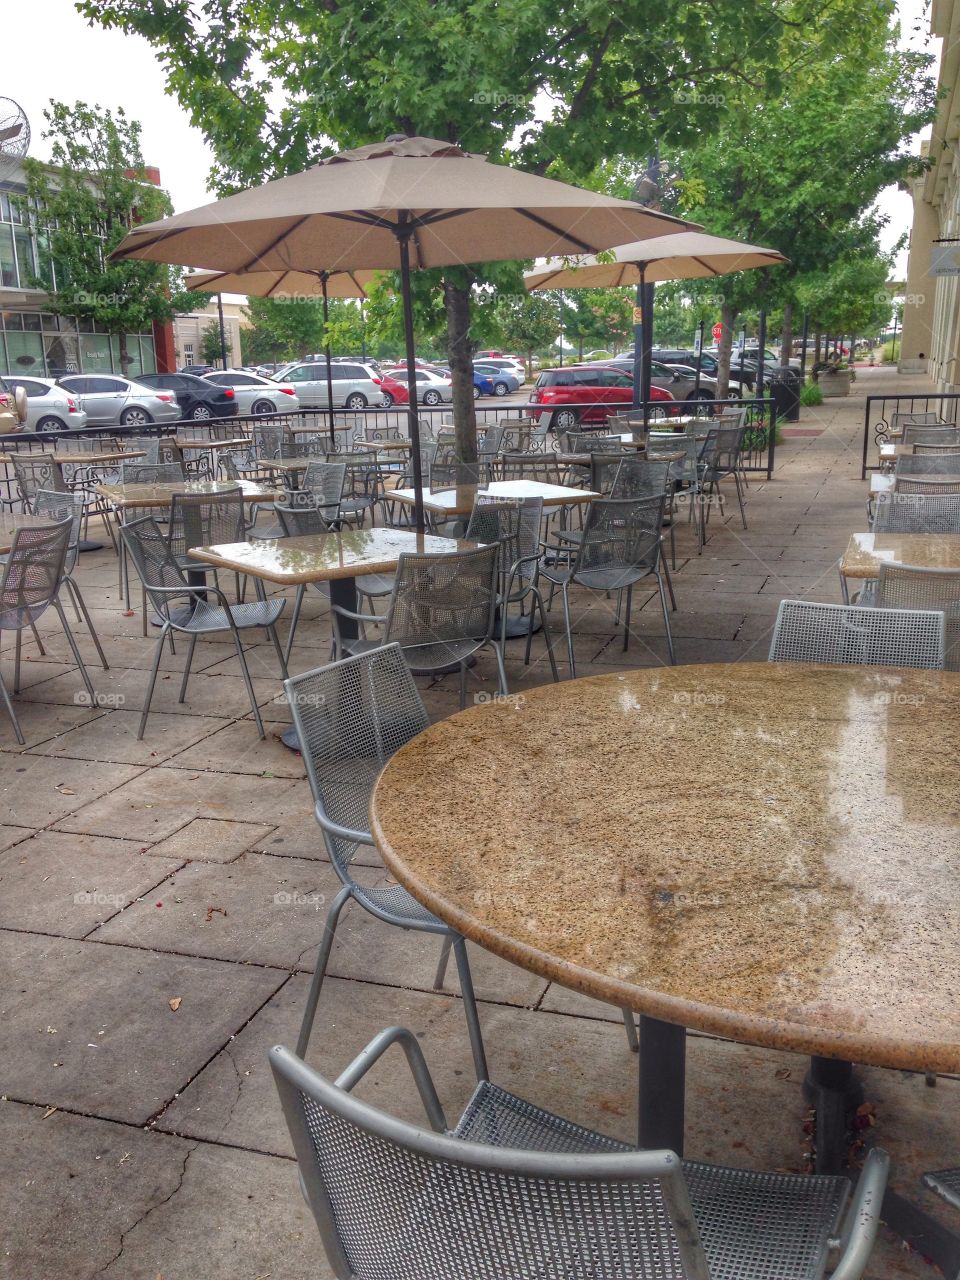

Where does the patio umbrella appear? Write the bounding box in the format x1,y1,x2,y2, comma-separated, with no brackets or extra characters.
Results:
111,134,695,529
525,231,787,419
187,268,379,441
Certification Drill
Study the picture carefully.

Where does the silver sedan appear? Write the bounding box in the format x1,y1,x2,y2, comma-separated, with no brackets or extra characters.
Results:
5,375,89,433
203,369,301,414
57,374,182,427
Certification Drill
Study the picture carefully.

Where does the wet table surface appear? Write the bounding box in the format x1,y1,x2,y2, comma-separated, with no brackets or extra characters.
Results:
172,437,248,451
97,479,281,508
840,531,960,578
390,479,599,517
188,527,478,584
373,662,960,1075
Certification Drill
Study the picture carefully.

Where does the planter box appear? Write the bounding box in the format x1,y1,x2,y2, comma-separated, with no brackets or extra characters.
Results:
819,370,851,398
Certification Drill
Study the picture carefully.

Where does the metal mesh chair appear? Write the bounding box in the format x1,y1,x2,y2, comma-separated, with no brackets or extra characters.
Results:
32,490,109,672
497,454,561,484
890,410,942,435
12,455,67,507
874,564,960,670
168,487,246,570
922,1168,960,1212
902,425,960,447
281,647,487,1075
894,476,960,496
327,450,382,526
358,424,405,445
768,599,945,669
120,516,287,739
0,520,96,744
912,442,960,456
331,544,507,708
119,461,185,484
123,436,162,464
895,454,960,476
465,495,558,680
540,494,676,674
271,1026,888,1280
698,424,747,538
873,491,960,534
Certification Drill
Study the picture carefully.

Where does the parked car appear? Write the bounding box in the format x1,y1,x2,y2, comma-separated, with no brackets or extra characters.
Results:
601,357,730,405
389,367,454,405
377,372,410,406
139,373,239,421
56,374,181,427
5,375,87,433
529,365,675,429
203,369,300,415
422,365,496,399
280,359,383,409
652,348,746,394
179,363,215,376
0,375,28,434
474,362,521,396
477,355,525,383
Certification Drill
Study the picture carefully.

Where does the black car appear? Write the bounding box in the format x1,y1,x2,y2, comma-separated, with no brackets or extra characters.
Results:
653,348,748,391
139,373,239,421
179,363,215,376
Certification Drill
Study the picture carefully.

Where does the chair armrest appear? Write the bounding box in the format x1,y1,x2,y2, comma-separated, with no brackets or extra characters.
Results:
829,1147,890,1280
330,602,387,626
312,800,373,849
333,1026,448,1133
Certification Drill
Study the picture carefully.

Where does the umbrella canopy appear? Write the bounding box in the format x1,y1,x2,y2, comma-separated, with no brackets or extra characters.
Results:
185,268,378,299
111,135,698,529
524,231,787,290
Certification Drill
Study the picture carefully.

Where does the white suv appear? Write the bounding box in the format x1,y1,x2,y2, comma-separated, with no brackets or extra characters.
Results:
280,359,383,409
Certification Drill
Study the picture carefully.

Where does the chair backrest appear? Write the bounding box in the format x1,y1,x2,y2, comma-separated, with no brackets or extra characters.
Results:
178,424,214,442
384,543,500,650
646,433,699,481
124,436,162,464
610,457,673,500
573,494,666,581
894,477,960,496
120,515,194,619
269,1040,706,1280
895,454,960,477
873,491,960,534
768,599,945,669
700,425,745,473
32,489,84,574
301,460,347,520
913,442,960,456
465,495,543,584
12,456,67,502
0,519,71,629
875,564,960,671
58,433,116,454
590,451,635,494
157,439,185,469
275,501,334,537
902,425,960,447
329,450,380,501
254,424,286,458
120,461,185,484
429,460,482,489
891,410,942,434
500,423,536,453
168,488,246,560
360,424,404,444
477,424,505,457
497,454,561,485
282,645,429,878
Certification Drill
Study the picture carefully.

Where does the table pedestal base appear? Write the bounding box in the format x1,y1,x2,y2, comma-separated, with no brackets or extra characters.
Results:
281,575,358,753
637,1016,686,1155
803,1056,864,1175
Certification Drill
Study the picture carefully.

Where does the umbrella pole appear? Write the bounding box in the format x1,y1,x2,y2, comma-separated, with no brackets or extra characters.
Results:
398,231,425,533
322,275,336,446
631,269,643,412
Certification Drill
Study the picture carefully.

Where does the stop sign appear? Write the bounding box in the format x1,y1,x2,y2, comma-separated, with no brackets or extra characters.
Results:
712,322,723,341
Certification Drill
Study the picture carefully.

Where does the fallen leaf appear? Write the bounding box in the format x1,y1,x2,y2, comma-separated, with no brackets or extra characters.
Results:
42,1107,57,1119
774,1067,791,1080
56,787,76,796
168,997,182,1012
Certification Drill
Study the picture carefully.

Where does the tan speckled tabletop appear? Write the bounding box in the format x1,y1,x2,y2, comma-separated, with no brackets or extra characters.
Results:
97,479,281,509
372,662,960,1073
840,531,960,578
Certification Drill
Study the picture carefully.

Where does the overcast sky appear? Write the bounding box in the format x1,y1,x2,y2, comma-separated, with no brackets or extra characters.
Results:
2,0,936,280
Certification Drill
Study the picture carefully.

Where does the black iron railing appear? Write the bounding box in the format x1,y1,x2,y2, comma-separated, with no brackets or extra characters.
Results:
861,393,960,479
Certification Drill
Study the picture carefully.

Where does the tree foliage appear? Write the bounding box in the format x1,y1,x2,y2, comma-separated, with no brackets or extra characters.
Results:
19,100,194,370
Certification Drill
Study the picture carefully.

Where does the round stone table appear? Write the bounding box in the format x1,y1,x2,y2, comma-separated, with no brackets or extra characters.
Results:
372,662,960,1197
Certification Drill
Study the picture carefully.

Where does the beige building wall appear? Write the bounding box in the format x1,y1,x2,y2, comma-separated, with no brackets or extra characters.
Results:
173,299,247,369
901,0,960,389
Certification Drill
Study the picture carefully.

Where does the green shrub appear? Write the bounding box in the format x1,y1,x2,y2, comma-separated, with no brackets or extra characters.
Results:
800,382,823,407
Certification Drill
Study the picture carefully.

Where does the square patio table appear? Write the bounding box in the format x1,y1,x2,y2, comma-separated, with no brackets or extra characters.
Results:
189,527,479,748
840,531,960,580
389,478,599,519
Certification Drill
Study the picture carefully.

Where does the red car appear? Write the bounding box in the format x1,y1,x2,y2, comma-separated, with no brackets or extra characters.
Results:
529,364,675,429
377,372,410,406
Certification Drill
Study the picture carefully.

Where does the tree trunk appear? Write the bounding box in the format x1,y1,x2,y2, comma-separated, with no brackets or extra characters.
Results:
578,336,584,360
443,281,477,473
814,332,822,365
780,303,793,367
716,305,736,399
118,330,131,375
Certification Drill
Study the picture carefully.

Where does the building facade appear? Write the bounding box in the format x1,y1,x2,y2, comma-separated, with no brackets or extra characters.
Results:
173,301,244,370
0,159,173,379
901,0,960,387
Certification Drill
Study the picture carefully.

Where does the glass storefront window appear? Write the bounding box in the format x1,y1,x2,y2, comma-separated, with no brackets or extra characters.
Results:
14,226,36,286
79,333,112,372
44,330,80,376
3,330,45,375
0,225,16,288
140,333,157,375
0,310,156,375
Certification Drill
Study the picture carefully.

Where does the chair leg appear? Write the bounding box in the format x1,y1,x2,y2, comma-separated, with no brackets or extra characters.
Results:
622,1007,639,1053
492,640,509,697
532,587,559,682
0,666,24,745
661,555,677,611
284,584,306,668
296,884,352,1058
13,627,22,694
560,583,576,678
28,622,46,658
52,600,95,701
65,576,109,671
433,934,454,988
230,624,265,738
266,622,289,680
458,660,468,711
622,584,633,652
733,472,748,529
178,633,198,703
451,936,489,1083
138,628,167,739
658,573,676,665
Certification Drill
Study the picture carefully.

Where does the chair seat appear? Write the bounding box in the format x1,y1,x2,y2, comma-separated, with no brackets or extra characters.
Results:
353,879,444,929
179,596,284,634
539,562,654,592
357,573,395,598
343,636,485,670
923,1167,960,1210
454,1081,850,1280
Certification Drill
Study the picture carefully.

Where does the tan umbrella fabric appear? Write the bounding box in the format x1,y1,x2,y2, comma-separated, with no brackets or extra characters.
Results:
186,268,379,299
524,231,787,290
112,136,695,274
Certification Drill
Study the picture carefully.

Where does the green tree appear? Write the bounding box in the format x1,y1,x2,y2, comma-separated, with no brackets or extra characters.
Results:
199,319,224,366
84,0,903,448
494,293,558,372
19,100,193,374
242,295,325,361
